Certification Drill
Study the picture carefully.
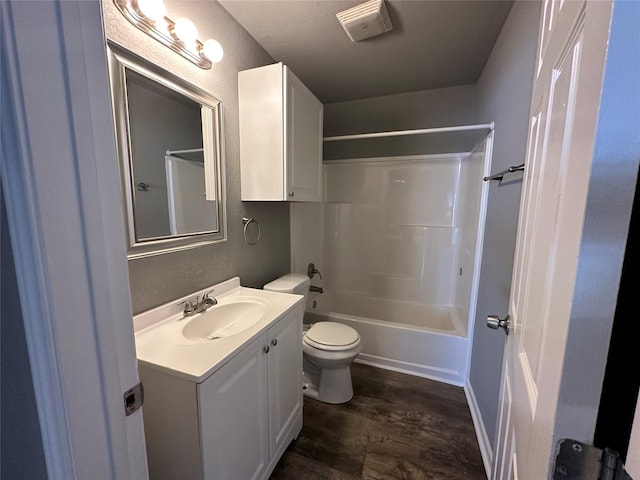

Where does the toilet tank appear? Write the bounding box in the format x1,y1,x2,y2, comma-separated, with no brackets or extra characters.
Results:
263,273,310,298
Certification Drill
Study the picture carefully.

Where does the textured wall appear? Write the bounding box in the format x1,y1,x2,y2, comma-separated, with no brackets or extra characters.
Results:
323,84,478,136
103,0,292,314
469,0,540,451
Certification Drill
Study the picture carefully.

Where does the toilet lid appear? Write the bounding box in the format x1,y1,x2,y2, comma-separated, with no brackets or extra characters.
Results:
304,322,359,350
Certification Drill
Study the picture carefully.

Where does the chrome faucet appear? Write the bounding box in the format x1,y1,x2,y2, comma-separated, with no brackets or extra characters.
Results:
178,289,217,317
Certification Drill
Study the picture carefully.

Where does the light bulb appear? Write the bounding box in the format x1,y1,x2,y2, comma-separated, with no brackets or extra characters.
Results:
173,17,198,46
135,0,166,22
202,39,224,63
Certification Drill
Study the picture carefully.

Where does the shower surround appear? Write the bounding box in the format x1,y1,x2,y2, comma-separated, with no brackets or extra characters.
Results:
292,134,491,384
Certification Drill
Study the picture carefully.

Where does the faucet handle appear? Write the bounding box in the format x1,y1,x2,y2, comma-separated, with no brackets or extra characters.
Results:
307,263,323,280
203,289,215,299
178,299,196,311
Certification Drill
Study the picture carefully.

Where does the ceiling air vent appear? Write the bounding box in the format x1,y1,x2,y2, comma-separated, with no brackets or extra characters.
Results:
336,0,393,42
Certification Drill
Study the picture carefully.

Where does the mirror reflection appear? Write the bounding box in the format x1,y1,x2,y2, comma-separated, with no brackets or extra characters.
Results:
108,44,226,258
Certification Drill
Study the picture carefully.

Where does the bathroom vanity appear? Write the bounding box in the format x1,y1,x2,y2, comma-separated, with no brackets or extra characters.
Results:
134,278,303,480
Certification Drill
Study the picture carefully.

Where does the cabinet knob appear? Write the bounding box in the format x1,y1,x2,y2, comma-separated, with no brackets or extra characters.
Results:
271,338,278,347
288,191,294,197
263,345,270,354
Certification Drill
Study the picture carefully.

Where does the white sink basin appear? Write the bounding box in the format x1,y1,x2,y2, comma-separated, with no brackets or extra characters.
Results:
133,277,303,382
182,300,267,341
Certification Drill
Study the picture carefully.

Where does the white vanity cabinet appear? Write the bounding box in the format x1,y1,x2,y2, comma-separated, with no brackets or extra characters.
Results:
139,303,303,480
238,62,323,202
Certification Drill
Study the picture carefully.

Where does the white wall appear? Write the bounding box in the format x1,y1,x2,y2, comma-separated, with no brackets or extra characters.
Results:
468,0,541,453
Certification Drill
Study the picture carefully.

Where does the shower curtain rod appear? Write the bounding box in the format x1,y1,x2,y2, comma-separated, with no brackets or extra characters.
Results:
165,148,204,155
322,122,495,142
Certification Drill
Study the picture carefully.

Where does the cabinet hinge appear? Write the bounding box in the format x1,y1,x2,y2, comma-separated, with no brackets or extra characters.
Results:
123,382,144,416
553,439,633,480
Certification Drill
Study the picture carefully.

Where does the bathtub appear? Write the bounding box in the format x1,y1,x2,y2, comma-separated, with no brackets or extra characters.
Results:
305,292,469,386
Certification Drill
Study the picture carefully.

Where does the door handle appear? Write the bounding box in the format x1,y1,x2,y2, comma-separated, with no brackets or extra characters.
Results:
487,314,511,335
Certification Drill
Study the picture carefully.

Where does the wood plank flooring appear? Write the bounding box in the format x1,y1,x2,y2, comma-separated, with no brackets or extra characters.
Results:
270,363,486,480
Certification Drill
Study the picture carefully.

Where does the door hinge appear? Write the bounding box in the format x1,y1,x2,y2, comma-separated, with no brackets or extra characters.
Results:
123,382,144,416
553,439,633,480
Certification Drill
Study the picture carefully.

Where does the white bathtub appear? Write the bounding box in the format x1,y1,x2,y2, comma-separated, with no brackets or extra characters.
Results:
305,292,469,385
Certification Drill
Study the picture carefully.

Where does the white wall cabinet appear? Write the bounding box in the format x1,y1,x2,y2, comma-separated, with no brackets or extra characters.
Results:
239,62,323,202
139,306,303,480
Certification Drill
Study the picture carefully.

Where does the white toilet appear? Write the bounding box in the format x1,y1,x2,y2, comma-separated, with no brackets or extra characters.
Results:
264,273,361,404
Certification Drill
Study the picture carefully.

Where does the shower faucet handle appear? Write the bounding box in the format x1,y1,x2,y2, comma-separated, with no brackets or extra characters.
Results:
307,263,323,280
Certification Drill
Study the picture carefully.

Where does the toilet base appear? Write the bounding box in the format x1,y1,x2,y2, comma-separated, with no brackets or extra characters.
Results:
302,359,354,404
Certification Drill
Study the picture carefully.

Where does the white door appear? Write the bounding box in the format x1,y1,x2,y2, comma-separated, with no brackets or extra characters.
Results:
1,1,148,478
492,1,616,478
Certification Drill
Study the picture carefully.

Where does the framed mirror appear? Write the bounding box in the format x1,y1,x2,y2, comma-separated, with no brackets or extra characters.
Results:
107,43,226,259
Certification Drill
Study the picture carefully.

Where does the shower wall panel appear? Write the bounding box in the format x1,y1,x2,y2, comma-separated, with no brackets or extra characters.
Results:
323,156,466,306
454,142,487,331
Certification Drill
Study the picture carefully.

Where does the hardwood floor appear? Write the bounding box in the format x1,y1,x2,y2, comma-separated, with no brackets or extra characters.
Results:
270,363,486,480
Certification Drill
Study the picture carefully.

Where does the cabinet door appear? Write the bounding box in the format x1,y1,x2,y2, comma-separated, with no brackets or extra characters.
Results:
199,335,269,480
238,63,285,201
285,67,323,202
267,307,303,456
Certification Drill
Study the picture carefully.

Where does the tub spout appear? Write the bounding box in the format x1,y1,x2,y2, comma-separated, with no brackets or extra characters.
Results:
310,285,323,294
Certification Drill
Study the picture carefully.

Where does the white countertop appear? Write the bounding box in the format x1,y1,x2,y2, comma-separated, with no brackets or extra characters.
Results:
133,277,303,383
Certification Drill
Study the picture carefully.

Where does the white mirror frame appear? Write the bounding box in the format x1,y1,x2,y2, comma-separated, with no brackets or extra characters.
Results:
107,42,227,259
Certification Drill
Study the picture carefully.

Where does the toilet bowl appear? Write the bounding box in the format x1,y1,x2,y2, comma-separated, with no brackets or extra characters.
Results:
302,321,361,404
263,273,361,404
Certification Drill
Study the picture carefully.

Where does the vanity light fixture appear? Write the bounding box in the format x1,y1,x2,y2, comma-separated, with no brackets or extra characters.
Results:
113,0,224,69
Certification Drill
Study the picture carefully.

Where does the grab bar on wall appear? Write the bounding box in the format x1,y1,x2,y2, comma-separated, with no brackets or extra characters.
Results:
483,163,525,182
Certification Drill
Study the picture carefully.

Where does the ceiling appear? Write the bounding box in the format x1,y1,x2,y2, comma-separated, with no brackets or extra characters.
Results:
218,0,514,104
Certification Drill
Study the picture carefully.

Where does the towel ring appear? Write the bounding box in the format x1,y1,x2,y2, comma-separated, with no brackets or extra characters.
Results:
242,217,261,245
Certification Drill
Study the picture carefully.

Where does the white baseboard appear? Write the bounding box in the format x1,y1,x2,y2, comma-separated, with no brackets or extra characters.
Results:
354,355,464,387
464,382,493,480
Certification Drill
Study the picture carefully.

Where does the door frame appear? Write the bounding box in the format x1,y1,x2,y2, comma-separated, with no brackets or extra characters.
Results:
1,1,147,478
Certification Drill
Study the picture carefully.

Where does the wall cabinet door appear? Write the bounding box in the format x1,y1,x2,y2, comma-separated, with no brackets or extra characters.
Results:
284,68,323,202
267,309,303,457
239,62,323,202
199,334,270,480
